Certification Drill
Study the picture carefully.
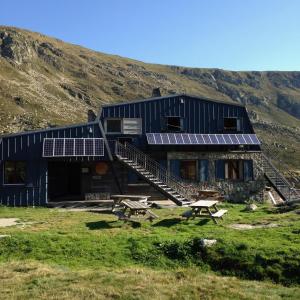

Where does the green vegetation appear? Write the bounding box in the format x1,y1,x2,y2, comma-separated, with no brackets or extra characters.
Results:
0,204,300,299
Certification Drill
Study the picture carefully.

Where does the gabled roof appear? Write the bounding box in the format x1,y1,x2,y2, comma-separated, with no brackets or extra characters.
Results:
101,93,245,108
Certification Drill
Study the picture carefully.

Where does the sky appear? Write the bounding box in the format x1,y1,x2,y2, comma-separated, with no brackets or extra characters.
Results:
1,0,300,71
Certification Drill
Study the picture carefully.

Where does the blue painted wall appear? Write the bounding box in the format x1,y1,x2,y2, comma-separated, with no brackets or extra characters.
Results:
100,95,254,134
0,94,258,206
0,122,103,206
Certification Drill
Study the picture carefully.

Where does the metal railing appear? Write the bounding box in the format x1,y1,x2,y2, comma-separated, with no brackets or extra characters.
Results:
259,151,300,201
115,141,194,202
262,143,300,185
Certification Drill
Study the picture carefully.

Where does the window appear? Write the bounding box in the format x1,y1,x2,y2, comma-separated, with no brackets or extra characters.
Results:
106,119,122,133
215,159,253,181
105,118,142,134
223,117,242,132
225,160,243,180
4,161,26,184
224,118,237,131
163,116,183,132
180,160,197,181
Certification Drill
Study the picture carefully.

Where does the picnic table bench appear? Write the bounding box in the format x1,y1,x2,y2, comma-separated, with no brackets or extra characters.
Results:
183,200,227,224
116,199,158,222
111,194,151,211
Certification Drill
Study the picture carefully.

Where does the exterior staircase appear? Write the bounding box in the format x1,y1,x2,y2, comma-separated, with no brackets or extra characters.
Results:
261,152,300,203
115,141,193,206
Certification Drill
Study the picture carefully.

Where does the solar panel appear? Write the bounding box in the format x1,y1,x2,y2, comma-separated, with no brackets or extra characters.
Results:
94,139,104,156
203,135,211,144
242,134,252,144
146,133,260,145
43,139,54,156
65,139,74,156
229,134,239,145
168,133,177,144
189,134,197,144
195,134,205,144
85,139,94,156
42,138,104,157
216,134,226,144
182,134,190,144
54,139,64,156
147,133,155,144
210,134,218,144
249,134,260,144
75,139,84,156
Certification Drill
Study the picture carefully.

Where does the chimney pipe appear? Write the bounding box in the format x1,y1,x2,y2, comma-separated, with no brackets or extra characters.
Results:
152,88,161,97
88,110,96,122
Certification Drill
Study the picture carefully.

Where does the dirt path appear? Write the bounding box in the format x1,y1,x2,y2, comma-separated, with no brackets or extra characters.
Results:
0,218,19,227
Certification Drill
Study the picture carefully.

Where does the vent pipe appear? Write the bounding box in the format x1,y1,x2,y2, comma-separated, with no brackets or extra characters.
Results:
152,88,161,97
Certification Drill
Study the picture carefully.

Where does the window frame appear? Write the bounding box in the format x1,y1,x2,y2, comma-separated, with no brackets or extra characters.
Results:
105,118,123,134
3,161,27,186
223,117,238,132
179,160,197,181
163,116,184,132
215,159,253,182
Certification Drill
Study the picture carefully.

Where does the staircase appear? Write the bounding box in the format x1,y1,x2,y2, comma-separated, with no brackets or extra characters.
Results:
115,141,193,206
261,152,300,203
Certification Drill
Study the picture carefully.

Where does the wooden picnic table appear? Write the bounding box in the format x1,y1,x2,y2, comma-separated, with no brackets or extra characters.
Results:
117,199,158,222
111,194,151,211
185,200,227,224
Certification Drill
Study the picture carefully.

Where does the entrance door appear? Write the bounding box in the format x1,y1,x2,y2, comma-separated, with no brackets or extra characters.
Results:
48,162,81,201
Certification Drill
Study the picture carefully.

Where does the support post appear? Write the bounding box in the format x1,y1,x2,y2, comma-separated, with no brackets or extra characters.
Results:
97,109,123,194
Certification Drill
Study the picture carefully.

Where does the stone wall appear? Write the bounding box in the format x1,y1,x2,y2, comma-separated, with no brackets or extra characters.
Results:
167,151,265,202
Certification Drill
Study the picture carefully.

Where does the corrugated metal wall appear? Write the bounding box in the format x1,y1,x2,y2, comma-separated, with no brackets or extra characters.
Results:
0,122,103,206
101,95,254,134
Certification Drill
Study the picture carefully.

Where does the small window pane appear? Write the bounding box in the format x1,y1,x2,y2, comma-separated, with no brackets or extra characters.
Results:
106,119,122,133
165,117,183,132
4,161,26,184
224,118,237,131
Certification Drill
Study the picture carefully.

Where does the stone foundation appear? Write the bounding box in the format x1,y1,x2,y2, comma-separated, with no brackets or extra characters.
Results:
167,151,265,203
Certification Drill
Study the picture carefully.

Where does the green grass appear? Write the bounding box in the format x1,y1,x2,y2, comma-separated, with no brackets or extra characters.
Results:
0,203,300,299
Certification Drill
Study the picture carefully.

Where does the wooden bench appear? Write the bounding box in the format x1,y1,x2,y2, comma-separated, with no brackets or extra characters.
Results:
211,209,228,220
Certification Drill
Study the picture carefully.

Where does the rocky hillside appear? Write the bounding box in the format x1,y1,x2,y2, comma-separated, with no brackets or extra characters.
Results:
0,26,299,170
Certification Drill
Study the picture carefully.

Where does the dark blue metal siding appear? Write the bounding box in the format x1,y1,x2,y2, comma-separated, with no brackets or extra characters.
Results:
101,95,253,134
0,122,103,206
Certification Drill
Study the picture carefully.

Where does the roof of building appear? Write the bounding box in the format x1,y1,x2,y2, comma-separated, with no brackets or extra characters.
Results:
0,121,99,139
101,93,245,108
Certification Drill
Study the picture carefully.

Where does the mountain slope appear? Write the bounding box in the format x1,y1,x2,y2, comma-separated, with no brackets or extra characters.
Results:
0,26,299,171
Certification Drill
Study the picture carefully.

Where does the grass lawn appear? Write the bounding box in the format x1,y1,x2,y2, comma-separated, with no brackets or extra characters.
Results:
0,203,299,299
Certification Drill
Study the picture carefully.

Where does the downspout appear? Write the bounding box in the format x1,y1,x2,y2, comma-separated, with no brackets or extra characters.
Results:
96,108,123,194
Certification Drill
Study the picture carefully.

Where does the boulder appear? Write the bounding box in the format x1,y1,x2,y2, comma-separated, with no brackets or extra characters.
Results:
200,239,217,248
245,203,258,211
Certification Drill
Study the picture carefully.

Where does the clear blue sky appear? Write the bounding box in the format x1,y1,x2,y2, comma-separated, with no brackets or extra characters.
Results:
1,0,300,71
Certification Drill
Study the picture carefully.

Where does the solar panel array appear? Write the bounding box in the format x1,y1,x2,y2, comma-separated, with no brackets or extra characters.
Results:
146,133,260,145
43,138,104,157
